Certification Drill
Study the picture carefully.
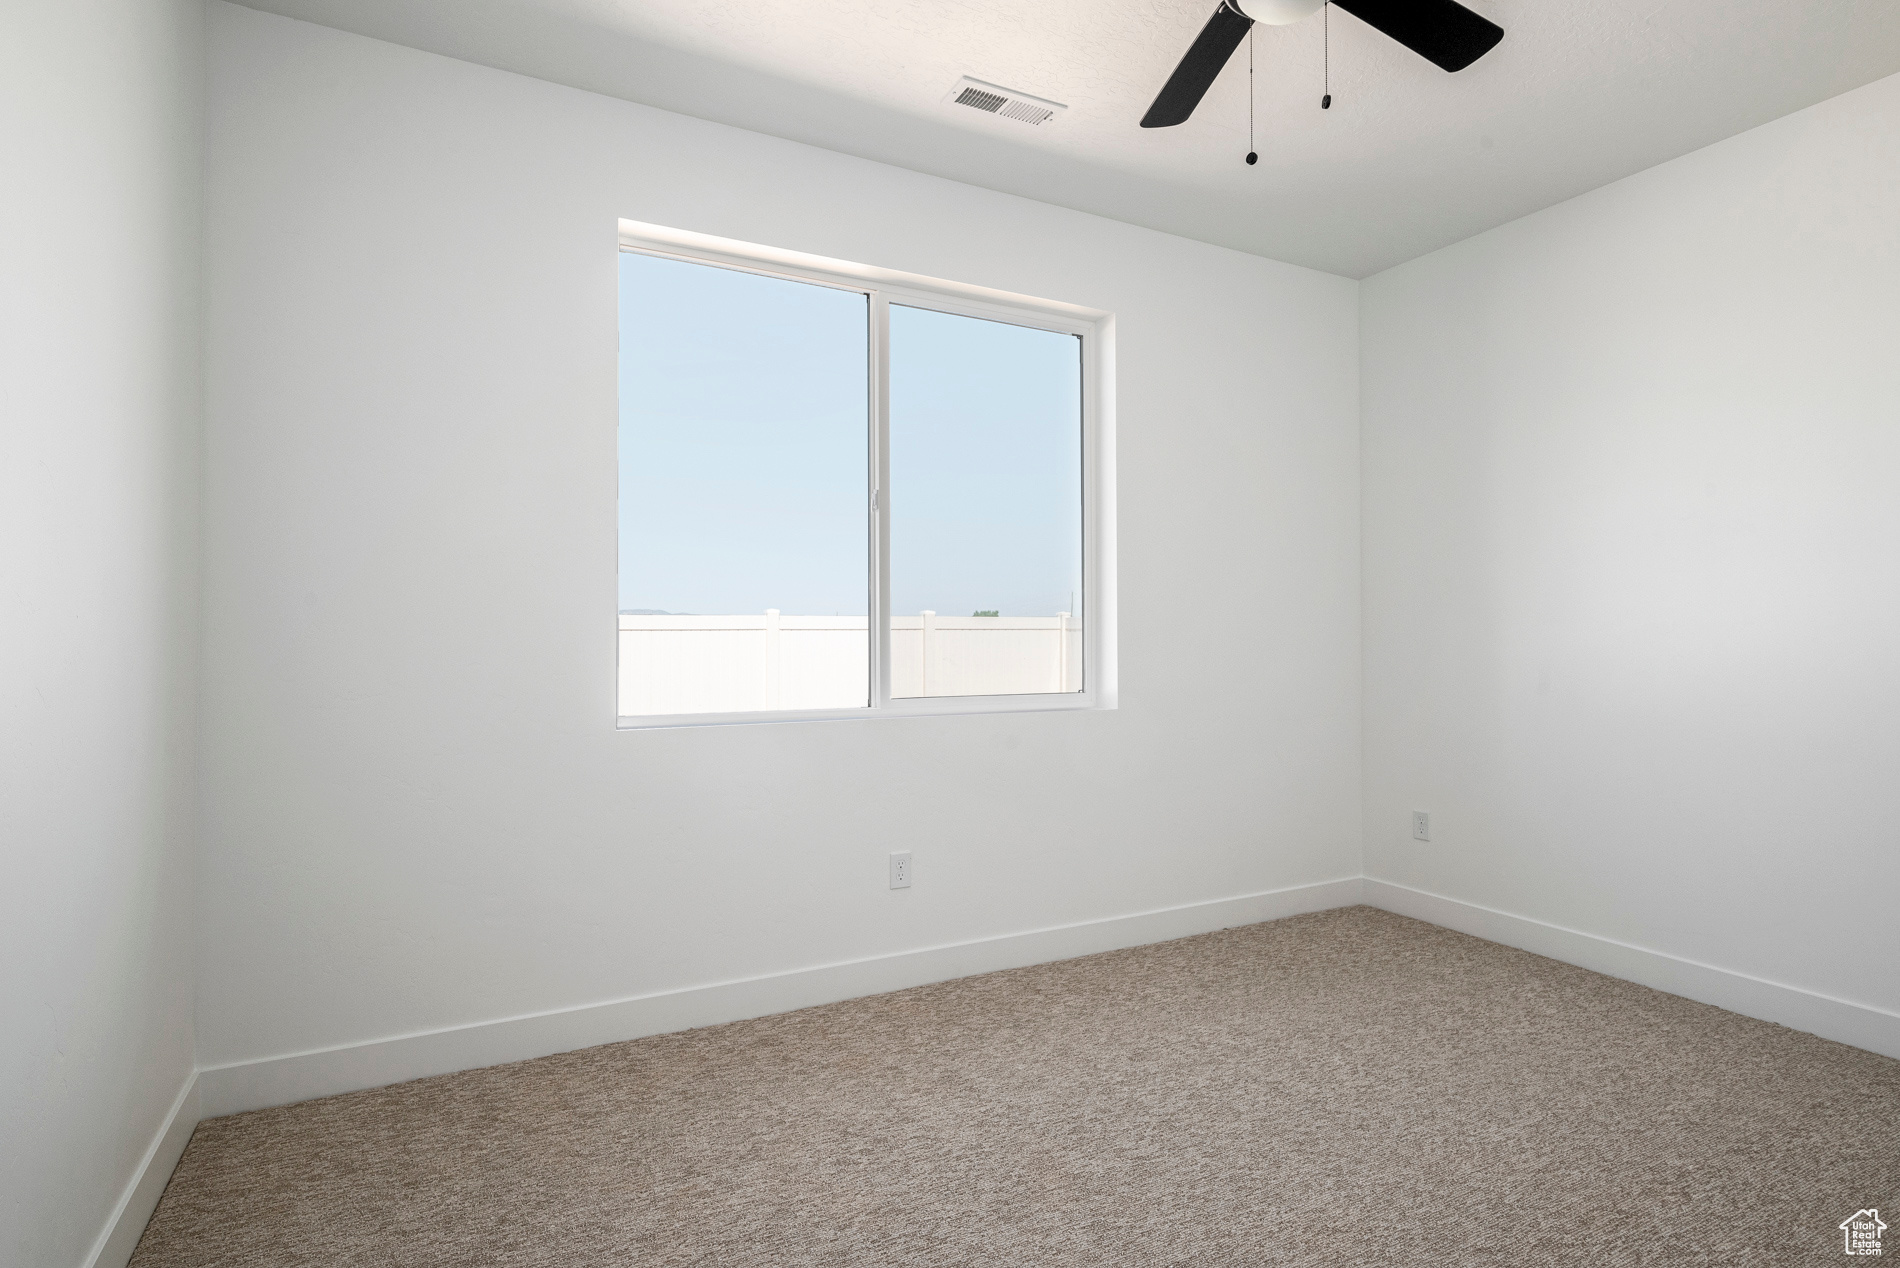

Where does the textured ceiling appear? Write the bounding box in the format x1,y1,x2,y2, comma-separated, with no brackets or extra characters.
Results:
231,0,1900,277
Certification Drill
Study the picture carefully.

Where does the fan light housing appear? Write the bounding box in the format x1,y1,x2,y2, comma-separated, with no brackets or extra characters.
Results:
1232,0,1327,25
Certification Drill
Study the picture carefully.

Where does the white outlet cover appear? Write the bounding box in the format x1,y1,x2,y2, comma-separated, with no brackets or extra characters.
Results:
889,851,913,889
1412,812,1431,842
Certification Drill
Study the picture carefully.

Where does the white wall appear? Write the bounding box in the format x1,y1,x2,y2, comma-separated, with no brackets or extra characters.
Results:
200,5,1360,1074
0,1,204,1264
1362,73,1900,1019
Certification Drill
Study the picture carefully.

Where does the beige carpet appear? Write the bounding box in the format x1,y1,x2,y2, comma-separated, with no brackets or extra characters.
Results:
133,907,1898,1266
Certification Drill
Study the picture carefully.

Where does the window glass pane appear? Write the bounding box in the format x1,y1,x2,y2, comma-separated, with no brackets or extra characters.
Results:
889,305,1083,698
618,252,869,716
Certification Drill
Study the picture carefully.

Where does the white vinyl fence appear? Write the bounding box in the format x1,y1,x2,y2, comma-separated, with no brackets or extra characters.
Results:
618,611,1082,716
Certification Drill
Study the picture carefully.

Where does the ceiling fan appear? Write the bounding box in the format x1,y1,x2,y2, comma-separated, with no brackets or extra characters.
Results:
1141,0,1503,128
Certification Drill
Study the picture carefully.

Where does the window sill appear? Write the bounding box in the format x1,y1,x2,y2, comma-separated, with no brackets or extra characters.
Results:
616,692,1105,730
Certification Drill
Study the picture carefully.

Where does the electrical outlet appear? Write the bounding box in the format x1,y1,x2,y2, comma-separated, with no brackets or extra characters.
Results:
1412,811,1431,842
889,851,912,889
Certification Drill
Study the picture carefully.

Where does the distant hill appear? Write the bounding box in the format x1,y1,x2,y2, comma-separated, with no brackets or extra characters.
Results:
619,608,684,615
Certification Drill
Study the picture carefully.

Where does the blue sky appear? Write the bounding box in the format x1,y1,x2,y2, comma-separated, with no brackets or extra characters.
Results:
619,251,1081,618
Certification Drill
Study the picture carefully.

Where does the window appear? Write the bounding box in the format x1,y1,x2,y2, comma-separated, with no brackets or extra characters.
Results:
616,223,1107,725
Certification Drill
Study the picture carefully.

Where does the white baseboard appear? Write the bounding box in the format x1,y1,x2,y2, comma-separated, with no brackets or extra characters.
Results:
84,1072,199,1268
198,876,1367,1117
1364,878,1900,1061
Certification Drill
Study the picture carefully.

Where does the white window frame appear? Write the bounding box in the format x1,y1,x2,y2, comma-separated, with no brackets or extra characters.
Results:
615,219,1116,729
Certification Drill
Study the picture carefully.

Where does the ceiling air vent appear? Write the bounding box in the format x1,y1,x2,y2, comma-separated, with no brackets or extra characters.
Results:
944,77,1066,127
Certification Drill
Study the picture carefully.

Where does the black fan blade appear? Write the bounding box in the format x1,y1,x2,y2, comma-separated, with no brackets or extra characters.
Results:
1141,2,1253,128
1331,0,1502,72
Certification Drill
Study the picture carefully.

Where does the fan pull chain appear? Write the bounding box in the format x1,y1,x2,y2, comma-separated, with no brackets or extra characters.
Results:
1245,24,1258,165
1322,2,1332,109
